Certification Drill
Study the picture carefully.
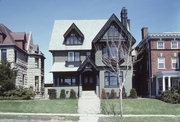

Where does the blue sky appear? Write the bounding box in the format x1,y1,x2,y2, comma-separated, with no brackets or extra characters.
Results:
0,0,180,83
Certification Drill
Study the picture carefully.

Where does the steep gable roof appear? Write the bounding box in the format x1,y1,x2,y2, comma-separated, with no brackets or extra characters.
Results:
49,20,107,51
63,23,84,39
78,56,98,71
92,14,136,45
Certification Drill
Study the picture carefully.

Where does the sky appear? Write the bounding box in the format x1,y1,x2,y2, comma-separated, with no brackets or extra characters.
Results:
0,0,180,83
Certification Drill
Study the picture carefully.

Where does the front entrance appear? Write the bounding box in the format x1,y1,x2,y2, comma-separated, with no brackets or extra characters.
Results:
82,71,96,91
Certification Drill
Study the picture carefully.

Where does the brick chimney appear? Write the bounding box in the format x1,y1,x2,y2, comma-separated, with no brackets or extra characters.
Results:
141,27,148,40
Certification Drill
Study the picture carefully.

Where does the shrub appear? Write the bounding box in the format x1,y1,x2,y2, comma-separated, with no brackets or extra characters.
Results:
48,89,56,99
101,88,106,99
60,89,66,99
3,86,35,100
122,87,127,99
69,89,76,99
129,88,138,98
161,89,180,104
109,89,116,99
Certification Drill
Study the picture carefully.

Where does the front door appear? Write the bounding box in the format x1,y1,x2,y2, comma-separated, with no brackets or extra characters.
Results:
82,72,96,91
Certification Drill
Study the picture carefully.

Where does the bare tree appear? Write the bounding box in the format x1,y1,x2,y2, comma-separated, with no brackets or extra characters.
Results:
94,30,134,117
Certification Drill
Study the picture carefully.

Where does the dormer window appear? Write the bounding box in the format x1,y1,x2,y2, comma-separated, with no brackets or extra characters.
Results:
66,33,82,45
64,23,84,45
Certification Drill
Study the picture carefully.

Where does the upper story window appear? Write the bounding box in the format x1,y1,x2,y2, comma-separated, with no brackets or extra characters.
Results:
35,58,39,68
67,52,80,62
157,40,164,49
158,56,165,69
171,57,179,69
107,25,119,37
1,49,7,61
104,71,123,87
66,33,82,45
171,40,178,49
64,23,84,45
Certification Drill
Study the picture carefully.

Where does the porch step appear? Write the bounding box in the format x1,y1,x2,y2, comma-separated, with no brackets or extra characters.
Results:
78,91,100,114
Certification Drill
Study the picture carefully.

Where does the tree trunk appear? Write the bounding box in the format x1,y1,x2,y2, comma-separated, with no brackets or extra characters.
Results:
119,87,123,117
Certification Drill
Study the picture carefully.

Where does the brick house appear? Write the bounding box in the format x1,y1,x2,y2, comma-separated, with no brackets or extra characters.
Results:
0,24,45,94
134,27,180,97
47,7,136,98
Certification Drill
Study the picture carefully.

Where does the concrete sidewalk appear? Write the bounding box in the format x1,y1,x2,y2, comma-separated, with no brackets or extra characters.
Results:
0,112,179,118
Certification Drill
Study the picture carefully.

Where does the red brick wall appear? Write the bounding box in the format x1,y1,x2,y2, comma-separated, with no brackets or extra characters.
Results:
150,39,180,75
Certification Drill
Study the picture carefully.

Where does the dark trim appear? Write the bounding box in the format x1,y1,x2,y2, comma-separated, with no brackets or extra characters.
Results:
78,56,99,71
92,14,136,45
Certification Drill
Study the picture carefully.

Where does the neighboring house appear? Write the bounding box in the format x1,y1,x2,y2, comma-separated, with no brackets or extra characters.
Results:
134,27,180,97
0,24,45,95
48,7,136,98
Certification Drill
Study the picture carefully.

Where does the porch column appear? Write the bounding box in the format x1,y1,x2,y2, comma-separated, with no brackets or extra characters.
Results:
156,77,158,96
79,73,82,97
96,74,100,97
162,76,165,91
168,76,171,90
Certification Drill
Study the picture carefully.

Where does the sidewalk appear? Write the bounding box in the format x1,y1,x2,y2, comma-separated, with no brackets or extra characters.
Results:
0,112,179,118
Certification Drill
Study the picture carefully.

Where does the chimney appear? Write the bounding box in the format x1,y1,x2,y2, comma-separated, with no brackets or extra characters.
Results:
141,27,148,40
121,7,128,28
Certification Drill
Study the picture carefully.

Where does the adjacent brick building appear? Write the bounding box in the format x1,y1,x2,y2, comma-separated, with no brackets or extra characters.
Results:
0,24,45,95
134,27,180,97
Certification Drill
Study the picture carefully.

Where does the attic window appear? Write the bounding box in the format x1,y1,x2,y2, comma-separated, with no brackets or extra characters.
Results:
66,33,82,45
64,23,84,45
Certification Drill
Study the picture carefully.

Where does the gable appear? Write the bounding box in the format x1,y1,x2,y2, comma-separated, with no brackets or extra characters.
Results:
92,14,136,45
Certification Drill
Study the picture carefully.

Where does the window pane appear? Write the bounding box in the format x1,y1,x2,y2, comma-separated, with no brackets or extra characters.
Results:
64,78,71,85
74,52,80,61
1,49,7,61
110,76,118,86
72,78,76,85
68,52,74,61
158,41,164,49
105,77,109,86
172,41,178,48
158,57,165,69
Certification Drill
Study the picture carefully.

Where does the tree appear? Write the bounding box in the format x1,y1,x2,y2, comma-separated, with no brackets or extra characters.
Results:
0,61,17,94
94,28,134,117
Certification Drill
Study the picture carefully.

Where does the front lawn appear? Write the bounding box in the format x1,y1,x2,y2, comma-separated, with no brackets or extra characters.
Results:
99,117,180,122
0,99,77,113
101,98,180,115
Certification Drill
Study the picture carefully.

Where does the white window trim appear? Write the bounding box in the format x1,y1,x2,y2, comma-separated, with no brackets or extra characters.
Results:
158,57,165,69
171,40,178,49
171,57,179,69
157,40,164,49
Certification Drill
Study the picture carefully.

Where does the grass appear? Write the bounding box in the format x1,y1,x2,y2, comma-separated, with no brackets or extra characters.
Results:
98,117,180,122
101,98,180,115
0,115,79,121
0,99,77,113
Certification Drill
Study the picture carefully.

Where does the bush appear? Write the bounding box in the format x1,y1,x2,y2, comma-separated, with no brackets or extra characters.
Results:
48,89,56,99
69,89,76,99
60,89,66,99
101,88,106,99
129,88,138,98
122,87,127,99
161,89,180,104
3,86,35,100
109,89,116,99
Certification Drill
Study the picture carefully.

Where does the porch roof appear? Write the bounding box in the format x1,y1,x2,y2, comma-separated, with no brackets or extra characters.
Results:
154,71,180,78
50,62,78,72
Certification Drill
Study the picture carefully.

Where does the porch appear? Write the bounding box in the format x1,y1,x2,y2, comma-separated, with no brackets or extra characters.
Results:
154,71,180,96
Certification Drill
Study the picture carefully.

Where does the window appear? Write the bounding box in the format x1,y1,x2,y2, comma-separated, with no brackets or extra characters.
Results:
171,78,179,90
1,49,7,61
171,57,179,69
157,40,164,49
35,76,39,92
104,71,123,87
22,74,25,85
107,25,119,37
102,45,123,59
66,33,82,45
68,52,80,62
158,78,162,94
14,50,17,63
60,77,76,86
35,58,39,68
158,57,165,69
171,40,178,49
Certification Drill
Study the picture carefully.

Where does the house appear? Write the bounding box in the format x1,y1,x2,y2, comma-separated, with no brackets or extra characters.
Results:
0,24,45,95
134,27,180,97
47,7,136,98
